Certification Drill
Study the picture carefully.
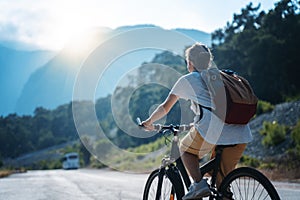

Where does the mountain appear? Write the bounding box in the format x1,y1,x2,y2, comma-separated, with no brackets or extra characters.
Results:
15,29,106,115
173,28,211,45
14,25,211,115
0,40,42,51
0,45,56,116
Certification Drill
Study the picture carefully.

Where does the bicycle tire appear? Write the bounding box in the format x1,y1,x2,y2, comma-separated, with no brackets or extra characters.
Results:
143,167,185,200
219,167,281,200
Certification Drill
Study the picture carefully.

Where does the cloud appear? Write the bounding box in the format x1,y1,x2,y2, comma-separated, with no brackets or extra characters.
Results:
0,0,113,50
0,0,52,49
0,0,279,50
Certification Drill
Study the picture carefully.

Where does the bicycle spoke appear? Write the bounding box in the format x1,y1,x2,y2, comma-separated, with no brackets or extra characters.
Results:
251,177,255,200
161,176,172,199
145,172,181,200
149,178,158,199
257,185,265,199
231,177,242,200
228,176,275,200
235,177,244,200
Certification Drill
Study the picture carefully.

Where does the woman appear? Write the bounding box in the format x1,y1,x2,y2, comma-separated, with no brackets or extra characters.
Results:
141,42,252,200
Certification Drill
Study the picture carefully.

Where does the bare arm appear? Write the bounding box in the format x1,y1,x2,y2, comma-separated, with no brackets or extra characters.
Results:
142,93,179,130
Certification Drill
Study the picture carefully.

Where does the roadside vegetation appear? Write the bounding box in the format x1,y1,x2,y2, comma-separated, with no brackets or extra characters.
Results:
0,170,12,178
259,121,287,147
0,168,27,178
239,117,300,180
256,100,274,115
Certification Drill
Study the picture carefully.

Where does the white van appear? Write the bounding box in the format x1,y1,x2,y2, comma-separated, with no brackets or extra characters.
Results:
62,152,80,169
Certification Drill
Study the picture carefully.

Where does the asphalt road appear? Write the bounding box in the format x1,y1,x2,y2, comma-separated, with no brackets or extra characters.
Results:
0,169,299,200
0,169,147,200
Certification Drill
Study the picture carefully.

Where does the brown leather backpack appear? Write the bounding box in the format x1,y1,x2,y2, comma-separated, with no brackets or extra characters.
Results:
201,68,258,124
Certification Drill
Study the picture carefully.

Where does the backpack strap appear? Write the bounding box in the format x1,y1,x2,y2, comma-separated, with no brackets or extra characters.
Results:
201,105,212,112
198,105,212,122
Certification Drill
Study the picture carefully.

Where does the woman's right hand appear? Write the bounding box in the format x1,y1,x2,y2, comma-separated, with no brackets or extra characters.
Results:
141,119,154,131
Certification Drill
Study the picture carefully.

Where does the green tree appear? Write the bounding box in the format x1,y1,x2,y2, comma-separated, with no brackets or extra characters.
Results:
80,137,92,166
212,0,300,103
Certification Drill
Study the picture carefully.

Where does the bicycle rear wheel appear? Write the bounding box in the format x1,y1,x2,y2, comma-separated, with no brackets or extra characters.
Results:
219,167,280,200
143,168,185,200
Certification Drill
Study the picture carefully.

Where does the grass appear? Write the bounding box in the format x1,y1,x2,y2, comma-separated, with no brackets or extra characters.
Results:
0,168,27,178
0,170,13,178
89,136,172,172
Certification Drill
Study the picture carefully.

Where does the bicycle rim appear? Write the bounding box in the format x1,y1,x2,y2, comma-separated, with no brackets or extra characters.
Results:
219,167,280,200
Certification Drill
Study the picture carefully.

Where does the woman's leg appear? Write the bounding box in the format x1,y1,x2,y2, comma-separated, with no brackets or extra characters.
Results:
181,152,202,182
179,127,215,182
215,143,247,187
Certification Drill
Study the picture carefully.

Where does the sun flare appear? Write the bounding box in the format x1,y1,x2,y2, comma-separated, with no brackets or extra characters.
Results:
40,1,102,51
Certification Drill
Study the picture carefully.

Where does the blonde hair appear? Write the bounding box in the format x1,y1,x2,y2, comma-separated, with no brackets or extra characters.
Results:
185,43,213,71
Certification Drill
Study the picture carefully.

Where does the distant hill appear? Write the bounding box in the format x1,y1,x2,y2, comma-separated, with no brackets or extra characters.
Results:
173,28,211,46
0,45,55,115
0,40,43,51
13,25,211,115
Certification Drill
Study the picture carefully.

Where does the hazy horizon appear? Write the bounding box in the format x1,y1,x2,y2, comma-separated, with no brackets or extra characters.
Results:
0,0,279,51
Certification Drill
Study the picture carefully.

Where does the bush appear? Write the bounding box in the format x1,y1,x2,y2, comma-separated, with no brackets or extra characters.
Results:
256,100,274,115
240,155,261,168
259,121,287,147
292,120,300,147
259,162,276,170
291,120,300,157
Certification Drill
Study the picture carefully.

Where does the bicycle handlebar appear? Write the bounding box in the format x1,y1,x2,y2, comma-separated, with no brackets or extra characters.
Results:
136,117,192,132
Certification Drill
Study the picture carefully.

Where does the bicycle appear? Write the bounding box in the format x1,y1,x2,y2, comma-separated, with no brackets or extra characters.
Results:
137,118,281,200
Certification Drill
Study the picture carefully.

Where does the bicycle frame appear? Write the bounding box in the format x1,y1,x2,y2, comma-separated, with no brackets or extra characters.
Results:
137,118,226,199
157,131,223,198
141,119,281,200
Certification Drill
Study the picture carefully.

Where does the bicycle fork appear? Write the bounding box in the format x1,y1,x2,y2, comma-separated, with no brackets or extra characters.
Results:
155,168,165,200
155,167,177,200
155,165,185,200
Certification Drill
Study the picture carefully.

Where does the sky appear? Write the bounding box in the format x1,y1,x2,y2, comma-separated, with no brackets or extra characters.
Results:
0,0,280,51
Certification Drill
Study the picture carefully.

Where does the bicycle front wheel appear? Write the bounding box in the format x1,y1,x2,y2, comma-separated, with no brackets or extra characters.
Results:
143,168,185,200
219,167,280,200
